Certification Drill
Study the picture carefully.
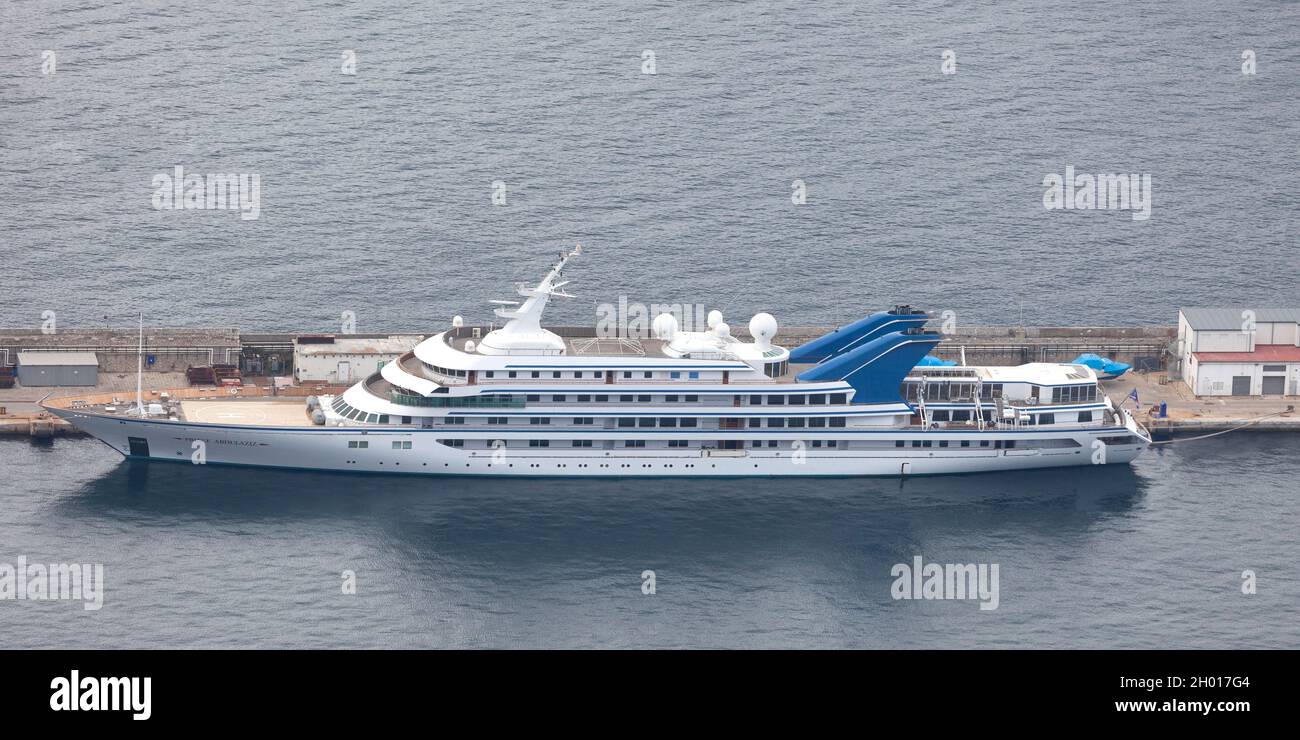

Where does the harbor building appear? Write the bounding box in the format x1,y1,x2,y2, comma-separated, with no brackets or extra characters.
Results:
1176,308,1300,396
293,335,426,384
15,351,99,387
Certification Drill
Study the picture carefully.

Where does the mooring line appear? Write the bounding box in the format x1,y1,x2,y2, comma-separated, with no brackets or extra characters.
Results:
1147,409,1294,445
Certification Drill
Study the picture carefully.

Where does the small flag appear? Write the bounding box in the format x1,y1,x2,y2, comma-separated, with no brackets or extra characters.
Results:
1128,388,1140,409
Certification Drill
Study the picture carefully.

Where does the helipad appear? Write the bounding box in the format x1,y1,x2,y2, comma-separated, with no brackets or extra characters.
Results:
179,400,313,427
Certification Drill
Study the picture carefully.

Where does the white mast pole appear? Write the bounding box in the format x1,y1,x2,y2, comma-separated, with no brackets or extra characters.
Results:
136,311,144,416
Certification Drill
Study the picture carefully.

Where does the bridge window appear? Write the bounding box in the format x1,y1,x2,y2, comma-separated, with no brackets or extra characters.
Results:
829,418,846,427
829,393,847,404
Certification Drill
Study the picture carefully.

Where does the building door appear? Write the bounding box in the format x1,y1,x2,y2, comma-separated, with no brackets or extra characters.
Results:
337,361,351,382
1231,376,1251,396
1262,376,1285,395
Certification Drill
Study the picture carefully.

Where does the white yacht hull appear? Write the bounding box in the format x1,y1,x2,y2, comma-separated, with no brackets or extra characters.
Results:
49,409,1148,478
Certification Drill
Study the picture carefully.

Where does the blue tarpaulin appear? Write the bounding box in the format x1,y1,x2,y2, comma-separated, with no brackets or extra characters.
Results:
1072,353,1131,379
914,355,957,367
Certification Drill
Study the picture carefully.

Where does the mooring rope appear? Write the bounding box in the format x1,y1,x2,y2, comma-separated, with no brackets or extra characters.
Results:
1147,409,1294,445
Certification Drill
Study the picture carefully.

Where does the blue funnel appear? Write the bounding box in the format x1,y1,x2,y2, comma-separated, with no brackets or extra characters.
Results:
789,306,929,364
797,329,942,404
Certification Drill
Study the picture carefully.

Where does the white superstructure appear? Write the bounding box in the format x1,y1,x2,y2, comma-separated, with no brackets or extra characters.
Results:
46,248,1151,477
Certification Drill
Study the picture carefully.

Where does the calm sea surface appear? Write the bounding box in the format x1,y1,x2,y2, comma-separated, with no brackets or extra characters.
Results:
2,1,1298,647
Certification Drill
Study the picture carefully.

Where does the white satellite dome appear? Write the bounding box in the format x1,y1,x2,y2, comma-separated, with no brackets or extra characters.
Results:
707,310,724,329
464,340,476,353
749,312,778,350
652,313,679,341
452,315,464,327
715,322,731,339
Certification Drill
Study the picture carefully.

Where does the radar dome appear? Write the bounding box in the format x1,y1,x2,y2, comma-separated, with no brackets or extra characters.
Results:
715,322,731,339
749,312,778,350
452,315,464,327
464,340,476,353
652,313,679,340
707,310,724,329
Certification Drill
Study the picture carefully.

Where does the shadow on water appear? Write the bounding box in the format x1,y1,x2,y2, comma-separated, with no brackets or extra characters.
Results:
50,458,1151,567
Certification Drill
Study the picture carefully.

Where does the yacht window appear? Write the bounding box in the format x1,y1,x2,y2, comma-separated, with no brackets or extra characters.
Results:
620,395,633,402
684,395,698,402
527,394,540,402
529,417,550,425
644,371,653,379
638,418,654,427
660,418,677,427
618,418,635,427
688,372,699,379
670,372,680,379
508,371,517,378
553,395,566,402
748,418,761,428
638,395,651,402
577,395,591,402
553,371,562,379
810,394,826,404
574,372,583,378
809,418,826,427
680,418,697,427
790,395,806,405
666,395,679,402
829,418,846,427
1078,411,1093,423
769,418,785,428
624,371,632,379
789,418,805,428
769,396,785,405
750,395,762,405
595,395,609,402
829,394,847,404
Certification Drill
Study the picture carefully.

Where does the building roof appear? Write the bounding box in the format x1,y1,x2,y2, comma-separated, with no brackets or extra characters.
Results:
1194,345,1300,363
295,335,424,356
16,351,99,366
1181,308,1300,331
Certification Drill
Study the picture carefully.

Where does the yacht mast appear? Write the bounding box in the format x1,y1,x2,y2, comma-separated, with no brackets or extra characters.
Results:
135,311,144,417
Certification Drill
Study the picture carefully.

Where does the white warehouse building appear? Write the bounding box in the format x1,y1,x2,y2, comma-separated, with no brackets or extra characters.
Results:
1176,308,1300,397
293,335,425,384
